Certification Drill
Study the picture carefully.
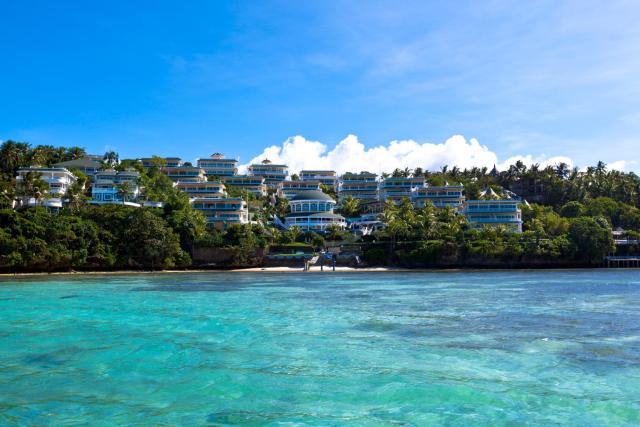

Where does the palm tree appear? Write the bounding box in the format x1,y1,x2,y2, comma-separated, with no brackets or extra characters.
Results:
325,224,342,241
0,179,16,209
149,155,167,171
65,181,86,211
382,199,415,249
66,146,87,160
275,197,289,218
450,166,460,179
53,146,67,164
339,195,360,217
415,202,437,239
554,162,570,179
0,140,30,174
116,181,132,204
26,148,44,167
16,171,50,207
287,226,302,242
103,151,119,168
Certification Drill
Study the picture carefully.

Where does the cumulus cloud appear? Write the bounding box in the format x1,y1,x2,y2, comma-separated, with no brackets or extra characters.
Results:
607,160,637,172
499,154,575,171
239,134,578,175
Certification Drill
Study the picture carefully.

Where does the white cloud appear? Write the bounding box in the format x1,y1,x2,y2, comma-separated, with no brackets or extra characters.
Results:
499,155,575,171
608,160,638,172
239,134,579,175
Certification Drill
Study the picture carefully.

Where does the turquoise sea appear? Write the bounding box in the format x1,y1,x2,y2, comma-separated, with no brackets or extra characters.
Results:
1,270,639,426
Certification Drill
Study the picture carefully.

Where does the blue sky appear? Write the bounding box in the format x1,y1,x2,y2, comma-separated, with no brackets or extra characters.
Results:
2,0,639,171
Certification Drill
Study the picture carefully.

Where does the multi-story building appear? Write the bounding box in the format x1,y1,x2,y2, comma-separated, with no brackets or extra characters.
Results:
162,166,206,183
197,153,238,177
300,170,338,191
464,199,523,232
191,197,249,230
177,181,227,199
15,166,77,209
248,159,288,189
412,184,465,210
222,175,268,197
140,157,183,168
379,176,425,204
53,157,103,176
90,169,141,205
338,172,379,202
277,180,322,199
284,190,347,232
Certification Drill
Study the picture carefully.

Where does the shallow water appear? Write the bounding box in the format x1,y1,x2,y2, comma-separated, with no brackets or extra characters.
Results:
1,270,639,425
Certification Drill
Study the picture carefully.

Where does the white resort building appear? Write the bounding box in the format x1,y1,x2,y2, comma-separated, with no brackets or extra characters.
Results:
15,166,77,209
338,172,379,202
140,157,183,168
464,198,523,232
196,153,238,177
379,176,426,204
191,197,249,230
277,180,322,199
248,159,288,189
412,184,466,210
284,190,347,232
90,169,141,206
162,166,207,183
222,175,268,197
300,170,338,191
54,156,103,176
177,181,227,199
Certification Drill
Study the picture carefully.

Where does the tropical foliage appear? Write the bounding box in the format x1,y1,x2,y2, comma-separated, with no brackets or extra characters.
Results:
362,196,616,267
1,139,638,271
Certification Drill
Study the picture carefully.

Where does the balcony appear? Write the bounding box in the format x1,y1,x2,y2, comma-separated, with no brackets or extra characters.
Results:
464,206,519,213
193,204,244,211
340,186,379,191
382,191,412,197
45,176,74,185
205,215,247,223
414,193,463,198
467,217,522,223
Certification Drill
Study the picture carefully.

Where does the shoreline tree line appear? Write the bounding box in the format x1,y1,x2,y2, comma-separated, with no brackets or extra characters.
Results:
1,140,639,272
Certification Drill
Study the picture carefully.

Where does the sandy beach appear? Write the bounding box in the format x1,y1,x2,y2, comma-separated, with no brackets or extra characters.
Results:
0,266,405,277
230,266,397,272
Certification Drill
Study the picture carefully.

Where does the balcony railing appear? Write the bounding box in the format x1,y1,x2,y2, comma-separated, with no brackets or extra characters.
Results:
464,206,519,213
467,217,522,223
285,219,346,226
414,193,463,198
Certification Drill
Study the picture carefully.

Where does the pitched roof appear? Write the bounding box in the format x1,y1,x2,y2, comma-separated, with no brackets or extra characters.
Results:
54,158,102,169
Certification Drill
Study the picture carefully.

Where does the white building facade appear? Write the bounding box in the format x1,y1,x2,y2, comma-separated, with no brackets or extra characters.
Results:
15,166,77,209
197,153,238,177
284,190,347,232
464,199,523,232
90,169,141,205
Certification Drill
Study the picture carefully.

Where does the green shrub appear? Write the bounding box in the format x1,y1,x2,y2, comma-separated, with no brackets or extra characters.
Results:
362,248,387,265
